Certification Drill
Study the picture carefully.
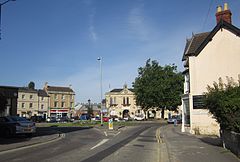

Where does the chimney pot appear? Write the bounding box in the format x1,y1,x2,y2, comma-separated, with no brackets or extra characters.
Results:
224,3,228,11
215,3,232,24
217,5,222,13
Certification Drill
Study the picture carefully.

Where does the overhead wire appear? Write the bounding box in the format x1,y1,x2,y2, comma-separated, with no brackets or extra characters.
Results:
201,0,215,31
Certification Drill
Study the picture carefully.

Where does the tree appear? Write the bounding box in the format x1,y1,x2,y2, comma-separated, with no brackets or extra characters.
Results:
205,77,240,133
133,59,184,118
28,81,35,89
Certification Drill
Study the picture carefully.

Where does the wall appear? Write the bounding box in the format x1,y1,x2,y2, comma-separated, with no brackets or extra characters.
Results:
222,130,240,158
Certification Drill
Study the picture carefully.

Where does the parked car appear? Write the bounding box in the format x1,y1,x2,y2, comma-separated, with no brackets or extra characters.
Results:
134,115,145,121
103,117,109,122
168,115,181,124
0,116,36,137
30,116,45,123
80,114,90,121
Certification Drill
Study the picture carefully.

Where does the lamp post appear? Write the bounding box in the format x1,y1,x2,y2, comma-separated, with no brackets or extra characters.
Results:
0,0,16,40
97,57,103,126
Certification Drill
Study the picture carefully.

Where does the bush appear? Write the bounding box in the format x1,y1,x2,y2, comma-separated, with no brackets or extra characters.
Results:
205,77,240,133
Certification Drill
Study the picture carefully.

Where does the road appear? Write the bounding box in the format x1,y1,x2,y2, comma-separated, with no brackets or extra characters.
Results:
0,121,163,162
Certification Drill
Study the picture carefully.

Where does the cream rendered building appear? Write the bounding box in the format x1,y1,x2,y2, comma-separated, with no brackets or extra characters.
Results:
17,87,39,118
181,4,240,135
44,83,75,118
105,84,143,119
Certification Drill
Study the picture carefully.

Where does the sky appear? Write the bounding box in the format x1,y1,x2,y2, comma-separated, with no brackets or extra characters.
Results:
1,0,240,103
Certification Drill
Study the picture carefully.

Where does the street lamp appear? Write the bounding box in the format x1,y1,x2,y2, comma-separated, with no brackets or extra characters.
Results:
0,0,16,40
97,57,103,126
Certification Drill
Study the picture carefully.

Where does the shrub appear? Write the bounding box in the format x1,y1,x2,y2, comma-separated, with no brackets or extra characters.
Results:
205,77,240,133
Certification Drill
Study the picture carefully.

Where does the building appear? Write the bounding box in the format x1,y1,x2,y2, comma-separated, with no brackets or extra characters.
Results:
181,3,240,135
44,83,75,118
17,82,49,119
105,84,144,119
0,86,18,117
17,87,39,118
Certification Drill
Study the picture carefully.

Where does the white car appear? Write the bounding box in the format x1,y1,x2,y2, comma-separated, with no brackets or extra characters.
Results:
134,115,145,121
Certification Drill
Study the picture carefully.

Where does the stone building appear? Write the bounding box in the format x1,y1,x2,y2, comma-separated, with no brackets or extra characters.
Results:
44,83,75,118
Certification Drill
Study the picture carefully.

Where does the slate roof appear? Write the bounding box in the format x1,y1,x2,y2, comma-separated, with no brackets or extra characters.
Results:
18,87,38,93
182,20,240,61
47,86,74,93
110,88,134,93
38,90,49,97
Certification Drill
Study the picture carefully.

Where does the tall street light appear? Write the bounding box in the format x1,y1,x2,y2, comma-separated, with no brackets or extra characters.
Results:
0,0,15,40
97,57,103,126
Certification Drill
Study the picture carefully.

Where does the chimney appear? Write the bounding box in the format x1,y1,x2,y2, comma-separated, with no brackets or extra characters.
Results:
215,3,232,24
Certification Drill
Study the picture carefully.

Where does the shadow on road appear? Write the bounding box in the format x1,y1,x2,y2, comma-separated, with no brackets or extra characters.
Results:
0,126,92,145
198,136,222,147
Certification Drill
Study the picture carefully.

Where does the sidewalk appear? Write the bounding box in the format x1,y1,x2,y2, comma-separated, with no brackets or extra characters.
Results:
160,124,240,162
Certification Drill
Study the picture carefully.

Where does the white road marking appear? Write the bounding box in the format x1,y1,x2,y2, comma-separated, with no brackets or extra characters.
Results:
115,131,121,136
91,139,109,150
104,131,108,137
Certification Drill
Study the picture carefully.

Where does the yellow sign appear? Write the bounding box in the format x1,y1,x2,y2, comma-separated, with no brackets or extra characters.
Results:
109,118,113,130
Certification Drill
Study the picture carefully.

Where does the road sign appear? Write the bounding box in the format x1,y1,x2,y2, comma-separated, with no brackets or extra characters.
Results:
108,118,113,130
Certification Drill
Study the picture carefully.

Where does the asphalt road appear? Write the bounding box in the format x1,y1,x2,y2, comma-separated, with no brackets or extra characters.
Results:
0,121,164,162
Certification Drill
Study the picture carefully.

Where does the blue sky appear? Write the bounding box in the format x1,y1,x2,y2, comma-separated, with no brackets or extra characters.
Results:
1,0,240,103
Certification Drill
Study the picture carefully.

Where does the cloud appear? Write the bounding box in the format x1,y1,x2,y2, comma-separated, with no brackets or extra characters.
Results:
128,3,150,42
88,6,98,42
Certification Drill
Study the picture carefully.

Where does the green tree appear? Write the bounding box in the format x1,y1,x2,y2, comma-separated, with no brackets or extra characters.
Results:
205,77,240,133
28,81,35,89
133,59,184,118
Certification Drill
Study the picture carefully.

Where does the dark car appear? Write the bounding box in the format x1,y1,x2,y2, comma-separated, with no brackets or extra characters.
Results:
30,116,45,123
80,114,90,120
0,116,36,137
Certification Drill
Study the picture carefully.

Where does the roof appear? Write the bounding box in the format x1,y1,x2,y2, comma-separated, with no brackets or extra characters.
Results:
182,20,240,61
38,90,49,97
110,88,134,93
18,87,38,93
47,86,74,93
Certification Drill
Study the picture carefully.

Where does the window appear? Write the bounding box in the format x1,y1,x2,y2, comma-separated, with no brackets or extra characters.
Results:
22,103,25,108
123,97,125,105
22,94,25,99
127,97,129,105
114,97,116,104
30,95,33,100
54,94,58,100
54,102,58,107
62,95,65,100
41,104,44,109
61,102,65,108
29,103,33,108
71,95,74,100
71,102,74,108
41,97,44,101
110,97,113,105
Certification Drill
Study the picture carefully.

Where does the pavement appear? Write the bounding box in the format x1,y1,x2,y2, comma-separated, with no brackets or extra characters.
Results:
159,124,240,162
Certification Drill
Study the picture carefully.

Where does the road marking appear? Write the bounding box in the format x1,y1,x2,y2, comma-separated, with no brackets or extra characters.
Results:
115,131,121,136
104,131,108,137
90,139,109,150
156,128,162,143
